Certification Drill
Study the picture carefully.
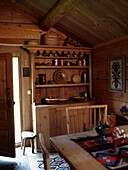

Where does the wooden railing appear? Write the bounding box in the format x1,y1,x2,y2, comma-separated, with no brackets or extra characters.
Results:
66,105,108,134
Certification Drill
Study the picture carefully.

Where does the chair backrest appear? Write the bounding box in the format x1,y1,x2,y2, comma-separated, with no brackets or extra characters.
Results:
39,133,51,170
66,105,108,134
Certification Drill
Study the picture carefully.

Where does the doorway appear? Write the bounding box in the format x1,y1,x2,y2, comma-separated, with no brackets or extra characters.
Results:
13,57,21,144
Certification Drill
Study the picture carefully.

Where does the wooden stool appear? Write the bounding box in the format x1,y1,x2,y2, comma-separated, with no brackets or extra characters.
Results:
21,131,36,155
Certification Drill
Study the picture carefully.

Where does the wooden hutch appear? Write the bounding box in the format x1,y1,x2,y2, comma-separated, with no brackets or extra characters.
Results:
26,45,95,151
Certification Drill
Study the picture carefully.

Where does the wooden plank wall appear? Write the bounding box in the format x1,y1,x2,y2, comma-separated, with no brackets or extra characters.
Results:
93,39,128,114
0,3,43,44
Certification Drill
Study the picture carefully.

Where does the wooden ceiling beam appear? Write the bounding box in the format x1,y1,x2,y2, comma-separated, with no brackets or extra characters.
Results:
3,0,39,24
40,0,81,31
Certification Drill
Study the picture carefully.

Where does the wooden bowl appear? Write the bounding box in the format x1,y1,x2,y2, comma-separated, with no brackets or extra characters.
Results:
73,96,86,102
45,97,59,104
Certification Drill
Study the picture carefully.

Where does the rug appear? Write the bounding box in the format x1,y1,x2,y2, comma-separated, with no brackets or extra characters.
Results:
37,156,70,170
92,146,128,169
73,135,128,152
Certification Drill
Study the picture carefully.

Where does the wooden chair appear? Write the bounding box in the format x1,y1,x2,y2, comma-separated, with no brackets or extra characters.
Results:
39,133,70,170
66,105,108,134
38,133,50,170
21,131,36,155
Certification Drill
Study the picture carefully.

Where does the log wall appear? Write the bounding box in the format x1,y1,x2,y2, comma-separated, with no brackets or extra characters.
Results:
0,3,43,44
93,39,128,114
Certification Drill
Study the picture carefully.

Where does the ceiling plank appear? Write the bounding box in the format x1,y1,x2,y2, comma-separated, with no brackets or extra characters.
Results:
93,35,128,49
3,0,39,23
40,0,81,31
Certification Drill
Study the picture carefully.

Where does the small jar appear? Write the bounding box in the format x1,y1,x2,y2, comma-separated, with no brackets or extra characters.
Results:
66,61,70,66
39,74,46,84
54,59,58,66
78,60,82,66
83,58,86,66
48,80,53,84
59,59,64,66
82,92,88,101
82,71,87,83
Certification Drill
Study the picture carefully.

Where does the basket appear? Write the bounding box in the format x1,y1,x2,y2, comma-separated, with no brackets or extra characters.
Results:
28,39,39,45
107,113,116,126
41,32,60,46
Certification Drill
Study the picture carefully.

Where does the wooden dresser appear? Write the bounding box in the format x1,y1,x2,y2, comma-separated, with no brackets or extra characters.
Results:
25,45,94,151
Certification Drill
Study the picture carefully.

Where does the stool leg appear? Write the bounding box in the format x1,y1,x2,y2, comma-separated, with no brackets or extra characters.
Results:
23,139,26,155
31,139,34,153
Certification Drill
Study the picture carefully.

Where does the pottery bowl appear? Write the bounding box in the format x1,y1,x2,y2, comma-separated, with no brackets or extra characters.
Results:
45,97,59,104
73,96,86,102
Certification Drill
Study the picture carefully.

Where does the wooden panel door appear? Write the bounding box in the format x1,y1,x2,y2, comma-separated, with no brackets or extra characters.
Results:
0,53,15,157
49,107,67,137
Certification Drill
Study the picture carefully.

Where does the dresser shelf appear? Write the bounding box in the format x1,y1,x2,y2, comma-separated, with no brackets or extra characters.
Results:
35,83,90,88
35,66,89,69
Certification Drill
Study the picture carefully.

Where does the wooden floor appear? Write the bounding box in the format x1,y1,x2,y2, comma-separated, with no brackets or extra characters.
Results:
17,147,42,169
0,146,59,169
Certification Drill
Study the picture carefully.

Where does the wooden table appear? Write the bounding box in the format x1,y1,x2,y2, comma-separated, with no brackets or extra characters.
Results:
50,125,128,170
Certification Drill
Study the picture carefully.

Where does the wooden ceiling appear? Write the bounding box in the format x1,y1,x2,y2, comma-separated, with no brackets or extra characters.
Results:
2,0,128,47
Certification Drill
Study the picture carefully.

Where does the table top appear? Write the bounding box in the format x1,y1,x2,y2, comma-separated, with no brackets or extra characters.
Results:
50,125,128,170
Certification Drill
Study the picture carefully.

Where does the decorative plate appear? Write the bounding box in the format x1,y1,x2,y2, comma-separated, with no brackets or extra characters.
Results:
71,74,80,83
53,70,67,84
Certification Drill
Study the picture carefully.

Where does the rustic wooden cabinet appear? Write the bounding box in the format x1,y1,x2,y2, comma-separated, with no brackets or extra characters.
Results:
26,45,94,151
33,101,95,151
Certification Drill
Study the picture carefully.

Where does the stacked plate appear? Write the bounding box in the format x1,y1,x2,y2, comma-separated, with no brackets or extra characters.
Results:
71,74,80,83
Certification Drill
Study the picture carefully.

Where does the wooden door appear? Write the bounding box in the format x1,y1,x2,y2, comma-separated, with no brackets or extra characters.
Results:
0,53,15,157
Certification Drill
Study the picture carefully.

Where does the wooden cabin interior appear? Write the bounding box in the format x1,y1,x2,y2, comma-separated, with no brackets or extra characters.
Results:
0,0,128,167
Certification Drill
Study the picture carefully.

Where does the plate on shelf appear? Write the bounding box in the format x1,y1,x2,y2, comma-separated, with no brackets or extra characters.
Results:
71,74,80,83
58,98,68,102
53,70,67,84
